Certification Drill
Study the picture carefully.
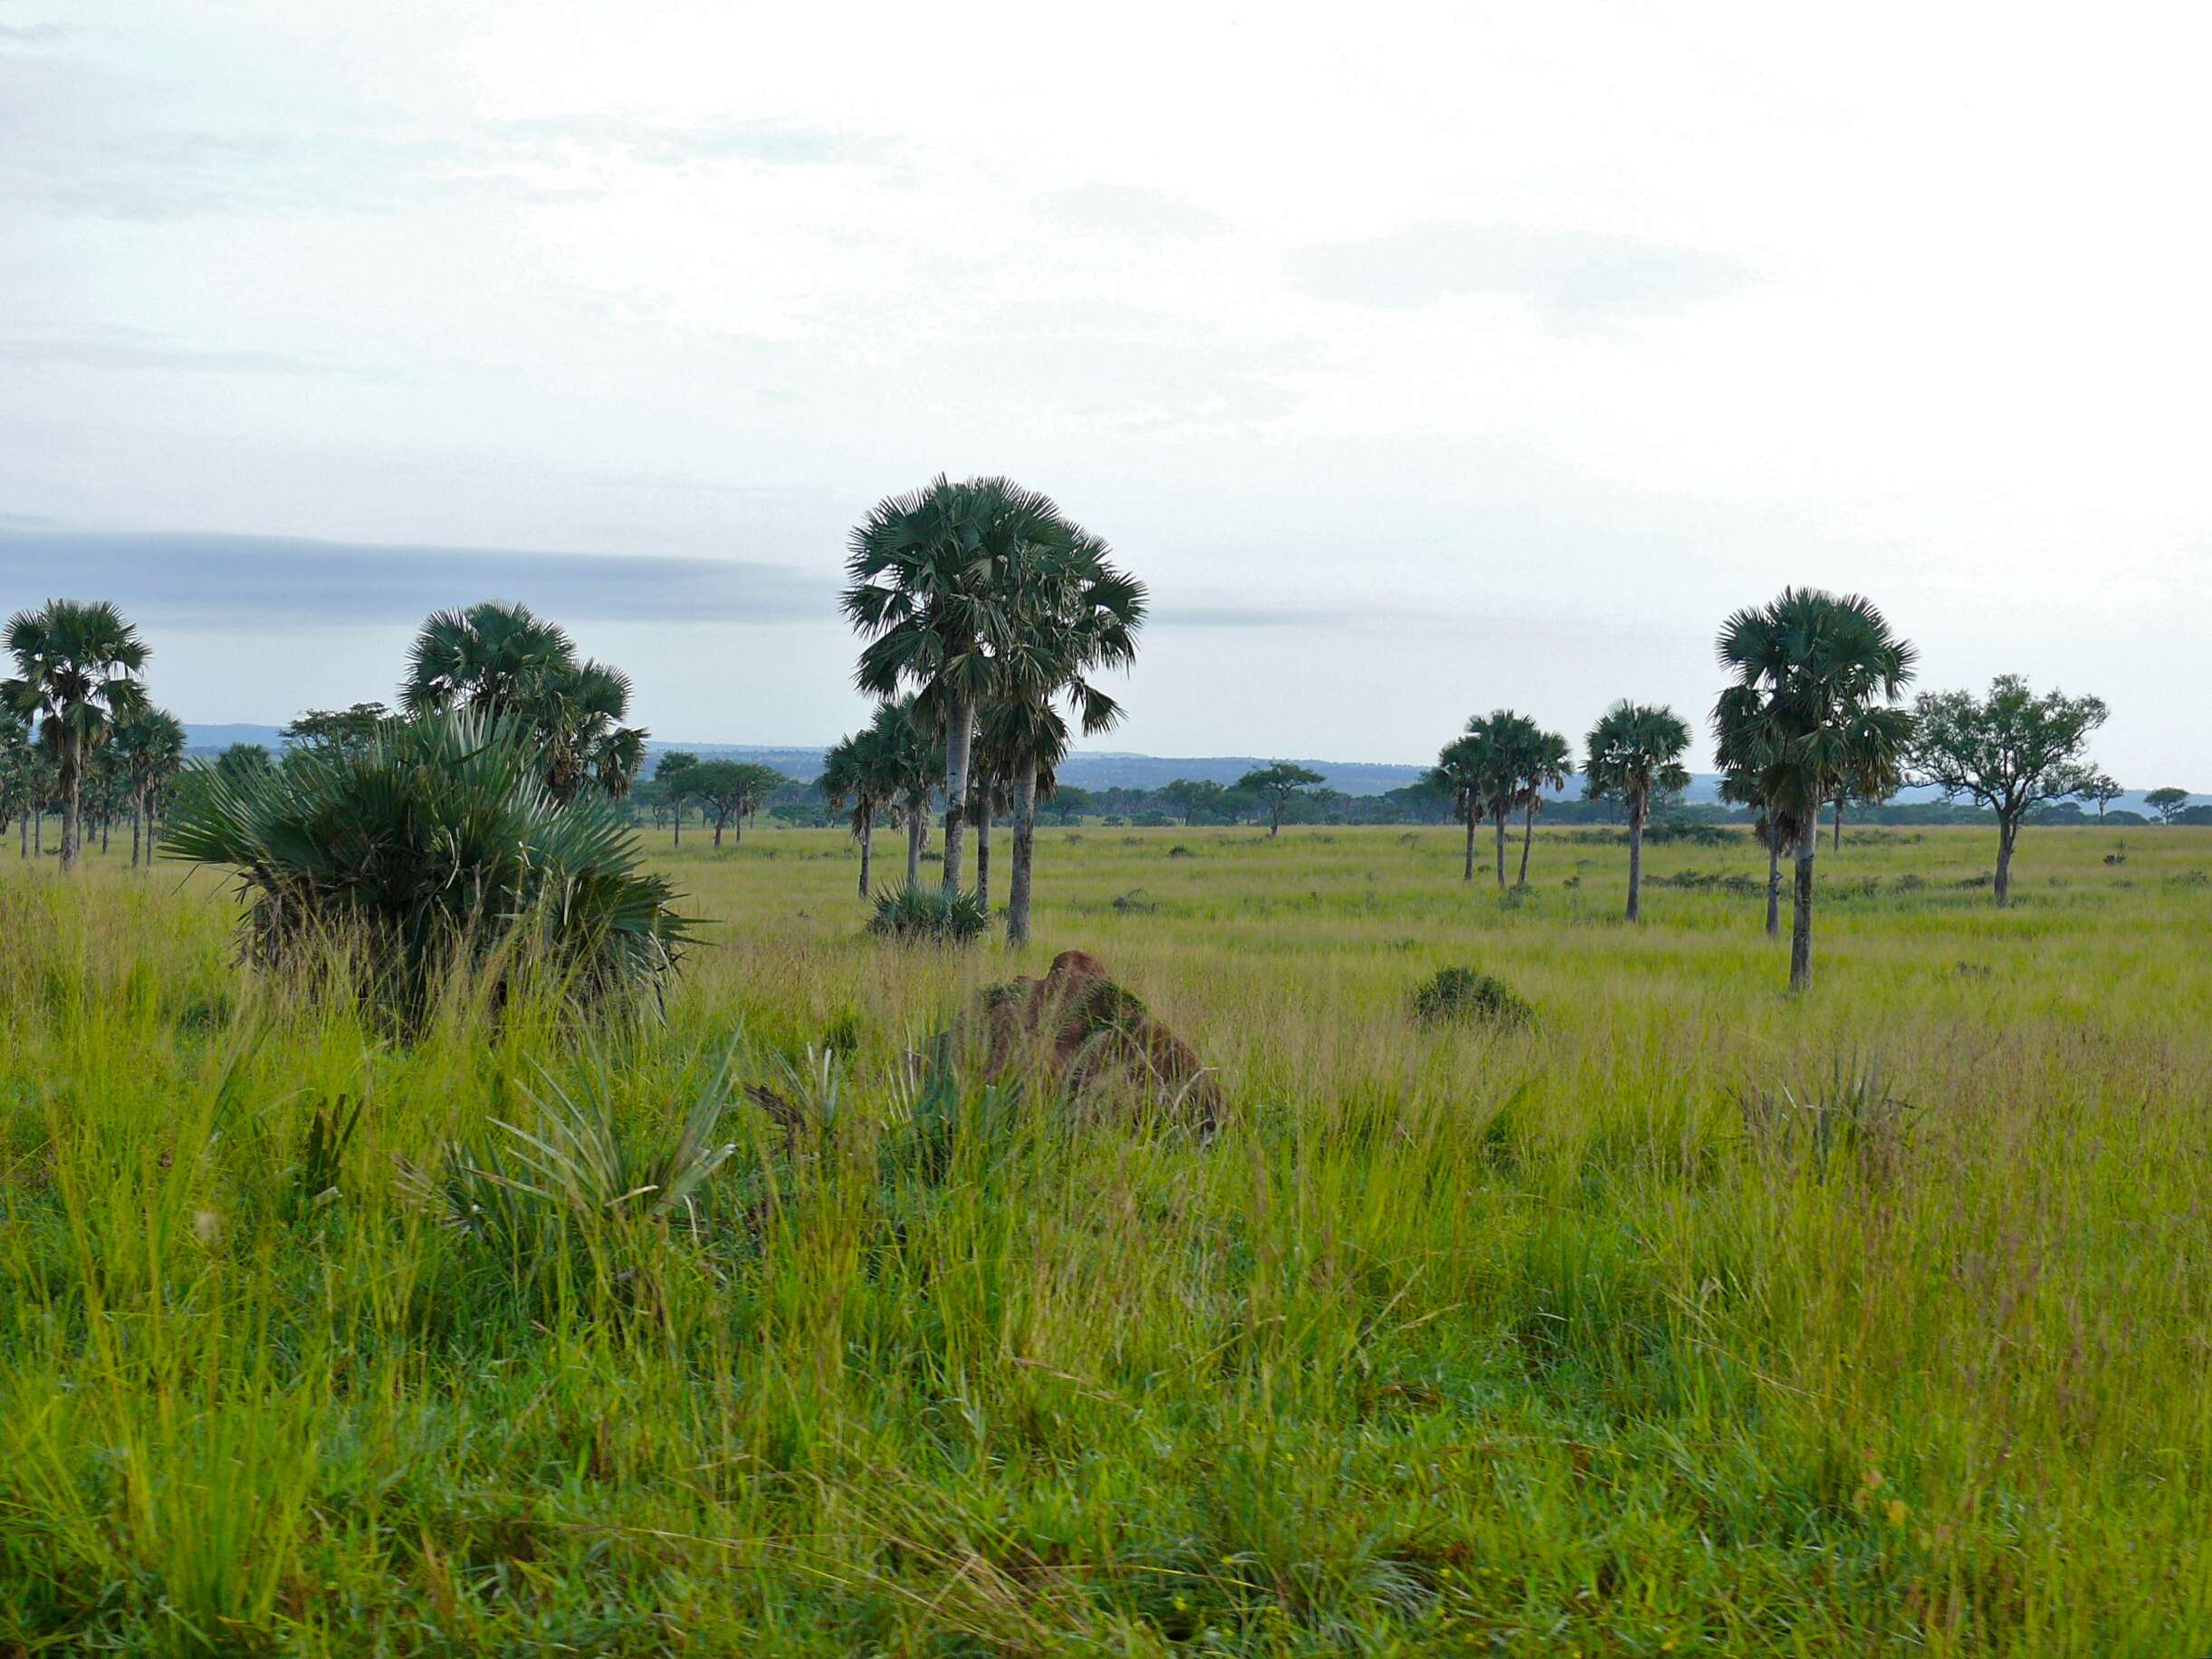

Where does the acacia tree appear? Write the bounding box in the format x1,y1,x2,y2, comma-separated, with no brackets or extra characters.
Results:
2145,787,2191,825
1910,675,2107,905
1713,588,1916,993
3,599,151,870
282,703,390,757
841,475,1078,897
1583,701,1691,922
2082,772,2124,820
686,759,783,848
1237,762,1324,837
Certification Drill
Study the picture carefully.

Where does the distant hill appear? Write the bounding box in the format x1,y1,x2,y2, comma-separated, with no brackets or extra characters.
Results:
181,726,2188,811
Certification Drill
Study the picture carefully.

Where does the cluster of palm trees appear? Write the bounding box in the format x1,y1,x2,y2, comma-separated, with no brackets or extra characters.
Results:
1431,588,1922,992
402,601,647,803
826,475,1145,945
3,599,188,869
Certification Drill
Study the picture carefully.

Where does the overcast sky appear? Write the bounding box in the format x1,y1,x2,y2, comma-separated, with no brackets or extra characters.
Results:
4,3,2208,778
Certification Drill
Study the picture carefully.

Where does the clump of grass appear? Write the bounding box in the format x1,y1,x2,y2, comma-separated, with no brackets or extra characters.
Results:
1738,1056,1915,1178
1411,965,1534,1029
867,884,988,945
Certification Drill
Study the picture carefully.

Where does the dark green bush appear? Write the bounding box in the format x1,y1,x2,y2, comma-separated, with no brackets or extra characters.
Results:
1412,965,1535,1029
867,883,988,945
162,709,690,1025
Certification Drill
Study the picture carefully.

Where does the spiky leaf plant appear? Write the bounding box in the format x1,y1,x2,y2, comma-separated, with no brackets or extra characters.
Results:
867,882,989,945
162,709,689,1026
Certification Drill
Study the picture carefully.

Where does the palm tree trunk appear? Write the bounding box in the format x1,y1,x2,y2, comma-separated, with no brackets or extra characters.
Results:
1994,817,2017,906
1518,803,1535,886
1765,839,1781,936
101,810,110,854
59,737,81,870
1008,759,1039,945
17,809,25,858
1789,816,1817,992
1626,801,1644,922
857,818,873,898
941,693,973,893
906,801,923,887
1493,815,1508,890
1833,795,1843,851
673,801,681,847
1462,811,1475,881
131,801,142,868
975,795,991,910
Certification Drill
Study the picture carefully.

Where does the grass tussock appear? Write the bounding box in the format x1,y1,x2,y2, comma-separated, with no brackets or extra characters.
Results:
0,823,2207,1653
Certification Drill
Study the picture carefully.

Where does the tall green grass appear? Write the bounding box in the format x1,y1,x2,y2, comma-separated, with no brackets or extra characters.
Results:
1,822,2207,1654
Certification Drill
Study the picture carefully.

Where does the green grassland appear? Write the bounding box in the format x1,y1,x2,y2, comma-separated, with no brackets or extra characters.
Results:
3,821,2209,1654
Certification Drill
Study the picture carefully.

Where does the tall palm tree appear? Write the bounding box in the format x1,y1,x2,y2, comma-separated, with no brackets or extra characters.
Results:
401,600,573,718
402,603,646,802
841,475,1080,897
1713,588,1916,992
110,706,187,868
1427,734,1488,882
0,716,35,858
992,529,1144,945
1583,702,1691,922
862,696,944,889
3,599,151,870
821,723,900,899
1451,711,1545,890
1515,725,1573,886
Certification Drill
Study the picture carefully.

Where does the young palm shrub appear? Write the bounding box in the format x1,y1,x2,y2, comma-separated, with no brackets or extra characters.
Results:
397,1056,741,1302
161,709,689,1026
867,882,989,945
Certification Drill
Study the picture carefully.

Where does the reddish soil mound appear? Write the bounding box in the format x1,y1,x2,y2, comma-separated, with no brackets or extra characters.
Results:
972,950,1221,1126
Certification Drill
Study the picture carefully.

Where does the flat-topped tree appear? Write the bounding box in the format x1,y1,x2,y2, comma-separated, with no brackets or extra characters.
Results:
655,751,699,845
2082,773,2124,820
685,760,785,849
1910,675,2108,905
2144,787,2191,825
3,599,151,870
1237,762,1324,837
1714,588,1916,993
1584,701,1691,922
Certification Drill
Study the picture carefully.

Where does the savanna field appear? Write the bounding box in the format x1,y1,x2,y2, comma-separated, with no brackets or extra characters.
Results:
4,821,2209,1656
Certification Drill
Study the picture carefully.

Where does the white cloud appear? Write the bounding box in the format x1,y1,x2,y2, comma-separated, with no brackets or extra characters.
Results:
1,1,2208,782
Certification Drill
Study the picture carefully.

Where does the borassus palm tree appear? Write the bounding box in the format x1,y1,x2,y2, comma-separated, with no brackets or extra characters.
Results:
402,603,646,802
1427,734,1488,882
109,706,187,867
3,599,151,870
865,696,944,889
1451,711,1546,891
1514,724,1573,886
1713,588,1916,992
401,600,573,718
991,528,1144,945
821,722,900,898
1583,701,1691,922
841,476,1081,897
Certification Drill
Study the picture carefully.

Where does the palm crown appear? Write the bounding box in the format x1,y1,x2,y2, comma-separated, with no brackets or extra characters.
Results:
1584,701,1691,820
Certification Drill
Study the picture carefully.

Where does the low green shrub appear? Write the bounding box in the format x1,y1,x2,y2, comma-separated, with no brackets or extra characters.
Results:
1412,965,1535,1029
867,883,989,945
162,709,690,1026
